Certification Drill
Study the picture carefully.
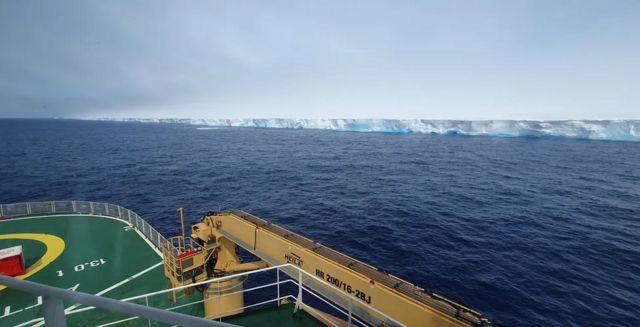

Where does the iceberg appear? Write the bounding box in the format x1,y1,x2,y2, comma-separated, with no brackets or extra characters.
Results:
94,118,640,142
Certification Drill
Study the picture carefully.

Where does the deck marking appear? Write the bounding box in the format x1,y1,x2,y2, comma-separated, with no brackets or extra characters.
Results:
96,315,140,327
0,233,65,292
1,214,164,258
25,261,164,327
93,261,163,297
21,295,43,311
2,215,167,326
1,284,79,321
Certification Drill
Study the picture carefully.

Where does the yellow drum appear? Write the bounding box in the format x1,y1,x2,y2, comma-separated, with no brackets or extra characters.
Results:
204,275,246,319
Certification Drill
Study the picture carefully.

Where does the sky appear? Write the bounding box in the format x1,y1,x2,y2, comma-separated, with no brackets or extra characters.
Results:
0,0,639,120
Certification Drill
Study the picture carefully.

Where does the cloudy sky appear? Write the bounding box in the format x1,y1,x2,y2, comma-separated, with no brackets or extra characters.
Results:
0,0,638,119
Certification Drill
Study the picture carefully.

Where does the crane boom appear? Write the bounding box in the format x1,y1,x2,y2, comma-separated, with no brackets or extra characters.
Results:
164,210,493,327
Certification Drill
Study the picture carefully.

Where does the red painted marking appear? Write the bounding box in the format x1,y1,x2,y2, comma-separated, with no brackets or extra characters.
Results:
0,246,26,277
178,250,195,259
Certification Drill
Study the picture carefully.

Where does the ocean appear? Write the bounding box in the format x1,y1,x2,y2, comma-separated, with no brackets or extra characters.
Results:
1,119,638,326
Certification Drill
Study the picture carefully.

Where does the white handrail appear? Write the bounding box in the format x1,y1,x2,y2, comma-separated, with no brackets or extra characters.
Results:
64,263,404,327
123,264,290,302
0,274,235,327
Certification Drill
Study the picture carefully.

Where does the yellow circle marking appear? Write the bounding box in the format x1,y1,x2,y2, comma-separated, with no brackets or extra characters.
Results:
0,233,65,291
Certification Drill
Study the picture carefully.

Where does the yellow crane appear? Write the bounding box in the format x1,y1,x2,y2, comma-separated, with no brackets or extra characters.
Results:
162,210,492,327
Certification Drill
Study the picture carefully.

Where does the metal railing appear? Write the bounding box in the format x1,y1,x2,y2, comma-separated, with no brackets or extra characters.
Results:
0,200,169,255
58,263,405,327
0,274,236,327
0,202,405,326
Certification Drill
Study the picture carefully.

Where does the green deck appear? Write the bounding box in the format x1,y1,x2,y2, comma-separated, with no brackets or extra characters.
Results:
0,214,323,326
225,303,325,327
0,214,177,326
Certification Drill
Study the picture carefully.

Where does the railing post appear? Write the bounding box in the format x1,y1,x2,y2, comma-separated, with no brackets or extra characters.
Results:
118,206,122,218
348,297,353,326
43,295,66,327
27,202,31,215
51,201,55,213
294,270,303,313
276,268,280,307
72,201,77,213
145,296,151,327
90,202,94,214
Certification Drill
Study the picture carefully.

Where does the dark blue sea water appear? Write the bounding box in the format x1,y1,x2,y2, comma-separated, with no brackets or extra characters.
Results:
1,119,639,326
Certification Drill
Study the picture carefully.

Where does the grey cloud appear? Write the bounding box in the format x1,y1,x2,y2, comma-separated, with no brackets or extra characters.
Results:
1,0,639,119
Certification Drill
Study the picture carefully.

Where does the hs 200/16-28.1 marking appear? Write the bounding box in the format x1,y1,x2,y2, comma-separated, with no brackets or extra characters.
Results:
56,258,107,277
315,268,372,304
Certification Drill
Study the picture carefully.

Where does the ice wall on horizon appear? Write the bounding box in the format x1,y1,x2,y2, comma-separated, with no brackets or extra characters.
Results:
94,118,640,141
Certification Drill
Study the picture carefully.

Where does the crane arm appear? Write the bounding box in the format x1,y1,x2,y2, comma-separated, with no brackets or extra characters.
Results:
186,211,490,327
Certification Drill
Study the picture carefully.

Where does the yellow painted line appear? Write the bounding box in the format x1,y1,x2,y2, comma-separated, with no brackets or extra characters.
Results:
0,233,65,291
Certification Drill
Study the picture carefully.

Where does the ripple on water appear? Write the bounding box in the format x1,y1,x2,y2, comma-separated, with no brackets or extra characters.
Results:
0,120,639,326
